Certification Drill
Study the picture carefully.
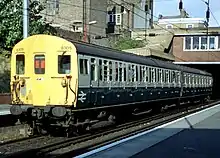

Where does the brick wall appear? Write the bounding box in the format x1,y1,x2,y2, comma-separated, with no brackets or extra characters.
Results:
0,93,11,104
173,36,220,62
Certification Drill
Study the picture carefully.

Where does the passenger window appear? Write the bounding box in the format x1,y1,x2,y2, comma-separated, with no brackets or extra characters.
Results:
171,71,175,83
139,66,143,82
79,58,88,75
165,70,168,83
131,65,135,82
16,54,25,74
99,60,103,81
146,67,149,82
104,60,108,81
80,59,84,74
161,69,165,83
123,63,126,82
115,62,118,81
119,63,122,82
58,55,71,74
159,69,162,83
149,68,152,83
169,70,172,83
128,65,132,82
35,55,45,74
109,61,113,81
91,58,96,81
156,69,159,83
136,66,138,82
152,68,155,83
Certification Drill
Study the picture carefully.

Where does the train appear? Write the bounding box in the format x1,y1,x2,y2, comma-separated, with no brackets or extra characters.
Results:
10,34,213,136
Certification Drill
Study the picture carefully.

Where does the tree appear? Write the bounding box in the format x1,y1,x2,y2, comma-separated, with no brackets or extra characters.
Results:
0,0,56,52
112,37,146,51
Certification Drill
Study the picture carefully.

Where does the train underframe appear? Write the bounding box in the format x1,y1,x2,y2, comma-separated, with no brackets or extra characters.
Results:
10,94,211,137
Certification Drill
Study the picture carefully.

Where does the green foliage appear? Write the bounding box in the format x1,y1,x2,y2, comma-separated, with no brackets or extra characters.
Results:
0,0,56,51
113,38,146,51
0,70,10,93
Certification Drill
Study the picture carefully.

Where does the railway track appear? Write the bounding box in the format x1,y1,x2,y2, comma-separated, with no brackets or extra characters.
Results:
0,100,219,158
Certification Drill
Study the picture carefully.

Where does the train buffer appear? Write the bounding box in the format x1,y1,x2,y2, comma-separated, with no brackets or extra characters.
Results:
0,104,11,116
76,103,220,158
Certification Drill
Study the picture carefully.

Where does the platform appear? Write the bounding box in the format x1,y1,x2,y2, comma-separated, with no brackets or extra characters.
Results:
0,104,11,115
76,104,220,158
132,111,220,158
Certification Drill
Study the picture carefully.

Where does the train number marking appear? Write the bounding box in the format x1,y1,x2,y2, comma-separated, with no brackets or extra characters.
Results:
78,91,86,103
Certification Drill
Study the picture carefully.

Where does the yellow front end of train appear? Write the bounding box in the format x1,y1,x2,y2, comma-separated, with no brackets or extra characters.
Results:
10,35,78,115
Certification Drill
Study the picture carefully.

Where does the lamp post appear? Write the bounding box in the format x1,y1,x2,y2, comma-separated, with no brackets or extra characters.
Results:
88,21,97,44
201,0,210,35
23,0,29,38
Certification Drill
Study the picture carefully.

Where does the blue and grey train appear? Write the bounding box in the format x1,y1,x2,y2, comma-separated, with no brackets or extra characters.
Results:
10,35,213,135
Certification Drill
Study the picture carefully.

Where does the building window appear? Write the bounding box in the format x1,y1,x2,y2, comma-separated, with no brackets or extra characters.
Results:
218,36,220,49
200,36,207,50
186,24,193,29
47,0,59,15
209,36,215,49
185,36,191,50
183,35,220,51
108,12,114,23
166,24,173,29
192,36,199,49
55,0,59,9
108,11,116,23
115,14,122,25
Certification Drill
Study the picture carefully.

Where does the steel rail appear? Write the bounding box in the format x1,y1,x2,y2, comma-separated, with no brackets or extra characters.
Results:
1,100,219,158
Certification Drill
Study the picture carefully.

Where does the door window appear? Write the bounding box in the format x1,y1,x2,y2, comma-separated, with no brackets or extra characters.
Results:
35,55,45,74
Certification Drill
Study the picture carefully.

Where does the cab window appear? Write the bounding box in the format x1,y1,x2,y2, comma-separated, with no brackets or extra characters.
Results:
35,55,45,74
58,55,71,74
16,54,25,74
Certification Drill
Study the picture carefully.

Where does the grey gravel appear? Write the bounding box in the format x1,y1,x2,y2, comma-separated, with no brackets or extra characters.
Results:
0,124,28,142
0,136,67,155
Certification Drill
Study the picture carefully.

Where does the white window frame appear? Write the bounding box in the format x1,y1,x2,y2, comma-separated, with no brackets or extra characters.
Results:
166,24,173,29
115,13,122,25
186,24,194,29
183,36,192,50
183,35,220,51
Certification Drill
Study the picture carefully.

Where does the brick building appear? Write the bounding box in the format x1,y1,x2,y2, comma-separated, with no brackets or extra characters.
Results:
172,27,220,62
41,0,108,45
106,0,154,37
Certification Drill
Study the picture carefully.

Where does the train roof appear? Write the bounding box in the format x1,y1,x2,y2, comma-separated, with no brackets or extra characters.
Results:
72,41,211,76
13,34,211,76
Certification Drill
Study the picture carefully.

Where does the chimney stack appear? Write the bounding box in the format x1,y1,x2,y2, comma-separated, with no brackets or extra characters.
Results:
179,0,184,18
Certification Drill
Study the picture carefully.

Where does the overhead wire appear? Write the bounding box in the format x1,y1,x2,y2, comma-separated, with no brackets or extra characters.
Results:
26,0,220,60
209,9,220,27
41,0,162,48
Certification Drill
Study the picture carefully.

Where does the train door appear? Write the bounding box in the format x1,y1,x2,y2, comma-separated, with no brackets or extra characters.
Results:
11,53,31,105
78,55,90,106
47,50,77,107
32,54,47,106
90,58,98,105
